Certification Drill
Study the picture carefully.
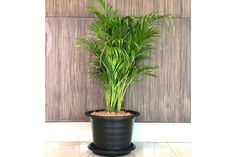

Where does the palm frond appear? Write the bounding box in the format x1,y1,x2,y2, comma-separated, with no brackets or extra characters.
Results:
76,0,172,112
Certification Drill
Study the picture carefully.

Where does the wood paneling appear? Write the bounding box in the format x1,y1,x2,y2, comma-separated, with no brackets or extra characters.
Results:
125,18,191,122
45,17,191,122
46,0,191,122
46,18,105,121
46,0,191,18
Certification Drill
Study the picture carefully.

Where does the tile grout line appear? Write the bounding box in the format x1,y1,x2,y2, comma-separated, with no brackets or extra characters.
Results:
167,143,178,157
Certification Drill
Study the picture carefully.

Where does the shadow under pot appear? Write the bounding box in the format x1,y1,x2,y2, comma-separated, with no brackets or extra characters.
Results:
85,109,140,156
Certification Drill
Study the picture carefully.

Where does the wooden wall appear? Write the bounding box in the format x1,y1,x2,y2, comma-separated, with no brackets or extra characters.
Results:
46,0,191,122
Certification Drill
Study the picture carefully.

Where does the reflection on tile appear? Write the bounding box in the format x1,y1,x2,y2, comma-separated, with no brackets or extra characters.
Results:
155,143,176,157
167,143,191,157
45,142,191,157
131,143,155,157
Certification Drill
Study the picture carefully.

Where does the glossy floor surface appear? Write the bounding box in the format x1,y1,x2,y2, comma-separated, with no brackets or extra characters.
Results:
45,142,191,157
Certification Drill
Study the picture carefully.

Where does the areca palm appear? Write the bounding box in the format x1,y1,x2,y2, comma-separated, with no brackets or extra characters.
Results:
76,0,171,112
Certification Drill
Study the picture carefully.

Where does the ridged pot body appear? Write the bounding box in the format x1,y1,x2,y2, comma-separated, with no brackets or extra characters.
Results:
85,110,140,150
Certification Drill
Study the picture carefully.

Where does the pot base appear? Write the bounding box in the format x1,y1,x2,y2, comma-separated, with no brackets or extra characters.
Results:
88,142,136,156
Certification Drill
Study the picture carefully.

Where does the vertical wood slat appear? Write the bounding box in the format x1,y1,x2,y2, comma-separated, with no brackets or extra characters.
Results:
45,17,191,122
125,18,191,122
46,0,191,18
46,18,104,121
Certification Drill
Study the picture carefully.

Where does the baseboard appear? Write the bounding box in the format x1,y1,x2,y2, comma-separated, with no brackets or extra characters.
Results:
45,122,191,142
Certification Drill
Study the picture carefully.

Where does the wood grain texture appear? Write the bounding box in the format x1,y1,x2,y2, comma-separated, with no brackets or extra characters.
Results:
46,0,191,122
46,0,191,18
46,18,105,121
45,17,191,122
125,18,191,122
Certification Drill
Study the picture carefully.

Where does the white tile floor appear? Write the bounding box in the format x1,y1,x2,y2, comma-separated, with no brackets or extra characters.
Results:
45,142,191,157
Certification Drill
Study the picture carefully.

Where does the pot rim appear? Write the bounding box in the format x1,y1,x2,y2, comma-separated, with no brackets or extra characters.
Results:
85,109,140,120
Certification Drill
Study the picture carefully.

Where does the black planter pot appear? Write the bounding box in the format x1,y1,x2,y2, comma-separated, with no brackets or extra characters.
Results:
85,109,140,156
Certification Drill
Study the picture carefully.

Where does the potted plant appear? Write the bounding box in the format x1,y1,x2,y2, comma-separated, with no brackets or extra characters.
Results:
76,0,171,156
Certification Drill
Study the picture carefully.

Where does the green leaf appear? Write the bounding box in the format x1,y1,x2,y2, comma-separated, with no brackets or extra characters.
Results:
75,0,172,112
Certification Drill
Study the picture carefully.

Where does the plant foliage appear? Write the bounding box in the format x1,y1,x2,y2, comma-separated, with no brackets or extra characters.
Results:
76,0,172,112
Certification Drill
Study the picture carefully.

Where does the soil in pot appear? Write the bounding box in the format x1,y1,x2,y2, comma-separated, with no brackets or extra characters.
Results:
90,111,132,117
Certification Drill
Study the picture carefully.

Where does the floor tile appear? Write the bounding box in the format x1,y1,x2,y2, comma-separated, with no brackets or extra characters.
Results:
45,142,191,157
